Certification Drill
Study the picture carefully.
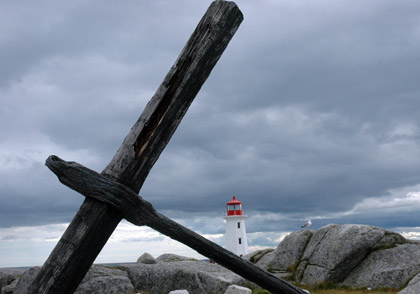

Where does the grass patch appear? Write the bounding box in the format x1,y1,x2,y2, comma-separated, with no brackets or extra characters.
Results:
253,289,271,294
285,263,298,281
286,263,297,273
309,290,399,294
250,283,400,294
253,288,399,294
298,283,400,294
105,265,125,271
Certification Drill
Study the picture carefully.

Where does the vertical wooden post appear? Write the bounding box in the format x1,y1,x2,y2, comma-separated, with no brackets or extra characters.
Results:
27,2,243,293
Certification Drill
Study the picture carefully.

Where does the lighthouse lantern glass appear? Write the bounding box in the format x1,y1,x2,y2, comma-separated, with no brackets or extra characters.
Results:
228,204,241,210
226,203,243,216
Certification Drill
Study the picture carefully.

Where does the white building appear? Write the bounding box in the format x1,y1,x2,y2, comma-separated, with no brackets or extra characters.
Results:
223,196,249,256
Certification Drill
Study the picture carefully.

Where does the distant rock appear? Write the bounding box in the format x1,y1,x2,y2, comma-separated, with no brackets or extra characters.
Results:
118,260,246,294
224,285,252,294
0,268,24,292
168,290,189,294
1,277,19,294
156,253,197,262
137,252,156,264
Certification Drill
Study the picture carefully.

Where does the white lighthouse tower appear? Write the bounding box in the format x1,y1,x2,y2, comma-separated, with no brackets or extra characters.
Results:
224,196,249,256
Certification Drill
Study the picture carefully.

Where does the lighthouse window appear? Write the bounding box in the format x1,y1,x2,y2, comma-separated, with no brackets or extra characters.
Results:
238,238,242,245
237,222,240,229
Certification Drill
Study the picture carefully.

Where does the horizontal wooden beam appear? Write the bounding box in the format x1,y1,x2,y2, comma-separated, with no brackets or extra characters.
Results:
46,155,307,294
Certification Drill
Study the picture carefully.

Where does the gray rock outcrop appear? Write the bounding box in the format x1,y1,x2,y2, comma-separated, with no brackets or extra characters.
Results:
398,272,420,294
267,229,313,271
5,224,420,293
296,224,387,284
254,250,275,269
137,252,156,264
245,249,273,264
343,243,420,289
224,285,252,294
4,260,245,294
257,223,420,292
118,260,246,294
244,249,275,269
14,265,135,294
168,290,189,294
74,265,135,294
14,267,41,294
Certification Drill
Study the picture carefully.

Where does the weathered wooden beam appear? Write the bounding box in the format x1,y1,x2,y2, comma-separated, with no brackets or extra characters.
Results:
103,0,243,193
46,155,307,294
27,2,243,294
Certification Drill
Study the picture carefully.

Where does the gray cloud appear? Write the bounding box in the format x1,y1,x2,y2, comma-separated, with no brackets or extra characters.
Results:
1,0,420,241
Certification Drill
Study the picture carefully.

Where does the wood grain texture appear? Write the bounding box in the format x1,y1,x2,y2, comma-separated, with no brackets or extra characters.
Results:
46,155,307,294
27,2,243,294
103,0,243,193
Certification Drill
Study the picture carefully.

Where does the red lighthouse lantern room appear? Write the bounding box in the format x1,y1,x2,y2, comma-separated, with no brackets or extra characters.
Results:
226,196,243,216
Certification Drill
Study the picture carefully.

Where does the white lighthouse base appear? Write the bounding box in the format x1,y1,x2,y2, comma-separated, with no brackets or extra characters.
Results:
224,215,249,256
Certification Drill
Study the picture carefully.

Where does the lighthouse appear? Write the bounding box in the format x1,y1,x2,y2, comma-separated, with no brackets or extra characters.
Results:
223,196,249,256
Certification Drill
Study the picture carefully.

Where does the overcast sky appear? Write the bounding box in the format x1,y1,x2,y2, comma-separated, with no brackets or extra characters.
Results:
1,0,420,268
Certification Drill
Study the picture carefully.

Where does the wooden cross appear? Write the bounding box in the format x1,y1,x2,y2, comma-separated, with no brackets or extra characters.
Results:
27,2,306,294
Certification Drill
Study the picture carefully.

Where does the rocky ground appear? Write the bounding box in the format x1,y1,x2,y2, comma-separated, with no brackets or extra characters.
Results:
2,224,420,293
1,253,253,294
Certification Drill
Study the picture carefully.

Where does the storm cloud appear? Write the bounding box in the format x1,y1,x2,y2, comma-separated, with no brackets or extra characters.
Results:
1,0,420,266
